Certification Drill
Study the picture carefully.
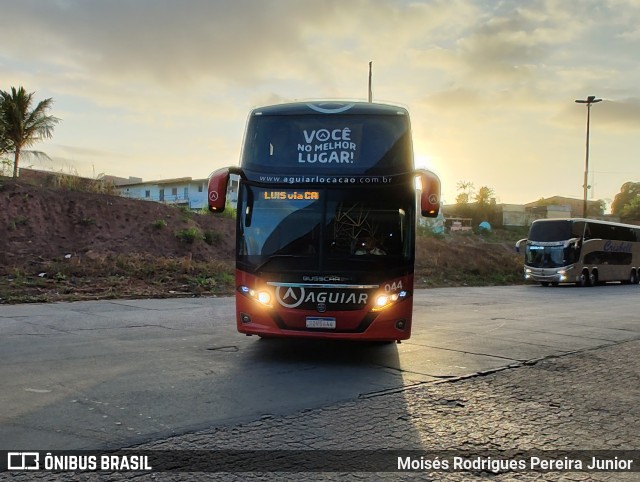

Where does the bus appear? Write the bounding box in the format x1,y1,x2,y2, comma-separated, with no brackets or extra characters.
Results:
207,101,440,341
516,218,640,287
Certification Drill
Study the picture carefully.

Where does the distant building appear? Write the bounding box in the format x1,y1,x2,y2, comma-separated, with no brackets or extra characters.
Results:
440,196,605,231
101,175,143,186
525,196,602,218
494,204,527,227
118,174,239,210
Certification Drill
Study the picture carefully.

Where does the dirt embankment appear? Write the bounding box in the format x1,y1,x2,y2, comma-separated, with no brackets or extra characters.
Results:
0,178,236,302
0,178,524,303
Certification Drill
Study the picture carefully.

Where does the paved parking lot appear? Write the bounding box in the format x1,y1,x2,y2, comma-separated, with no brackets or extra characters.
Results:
1,285,639,480
5,338,638,481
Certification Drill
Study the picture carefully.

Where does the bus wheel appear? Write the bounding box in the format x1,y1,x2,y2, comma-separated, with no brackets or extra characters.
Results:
578,270,591,287
540,282,550,287
630,270,638,285
591,270,599,286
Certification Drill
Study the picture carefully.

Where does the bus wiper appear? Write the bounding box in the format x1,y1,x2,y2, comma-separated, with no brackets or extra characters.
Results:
254,254,306,273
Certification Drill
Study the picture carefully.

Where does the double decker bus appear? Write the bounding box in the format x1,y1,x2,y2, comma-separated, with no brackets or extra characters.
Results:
516,218,640,287
208,101,440,341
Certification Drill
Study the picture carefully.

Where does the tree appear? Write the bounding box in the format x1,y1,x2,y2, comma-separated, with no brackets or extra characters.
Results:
611,182,640,217
0,119,8,154
0,86,60,178
456,180,475,203
0,115,9,175
587,199,606,217
474,186,495,206
620,197,640,220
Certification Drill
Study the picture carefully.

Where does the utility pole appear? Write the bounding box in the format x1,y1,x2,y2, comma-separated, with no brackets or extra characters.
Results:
575,95,602,218
368,61,372,103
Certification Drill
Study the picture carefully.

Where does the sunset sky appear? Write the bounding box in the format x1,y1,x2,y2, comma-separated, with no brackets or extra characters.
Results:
2,0,640,208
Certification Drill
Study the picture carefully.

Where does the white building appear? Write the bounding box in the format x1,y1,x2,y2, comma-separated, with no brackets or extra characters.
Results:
119,174,239,210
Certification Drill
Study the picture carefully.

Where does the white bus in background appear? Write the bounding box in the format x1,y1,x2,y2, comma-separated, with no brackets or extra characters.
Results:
516,218,640,287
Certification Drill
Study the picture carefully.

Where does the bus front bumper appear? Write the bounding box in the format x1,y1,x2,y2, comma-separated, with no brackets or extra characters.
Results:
524,267,573,283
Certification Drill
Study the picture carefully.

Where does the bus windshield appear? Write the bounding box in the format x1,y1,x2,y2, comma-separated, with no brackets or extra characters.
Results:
238,185,414,273
525,245,575,268
241,114,412,176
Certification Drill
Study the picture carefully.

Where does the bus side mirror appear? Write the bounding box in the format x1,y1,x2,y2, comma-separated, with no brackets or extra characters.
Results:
208,168,230,213
564,237,580,249
515,238,527,253
417,169,441,218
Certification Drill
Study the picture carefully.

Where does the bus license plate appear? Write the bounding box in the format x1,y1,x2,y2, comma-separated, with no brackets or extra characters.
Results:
306,317,336,329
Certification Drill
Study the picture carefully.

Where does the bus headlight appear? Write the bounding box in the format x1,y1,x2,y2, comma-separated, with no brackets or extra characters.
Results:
257,291,271,305
372,290,408,312
239,285,272,307
375,294,390,307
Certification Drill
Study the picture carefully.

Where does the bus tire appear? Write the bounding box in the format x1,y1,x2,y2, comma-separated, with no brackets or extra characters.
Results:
591,270,599,286
630,270,638,285
578,270,591,287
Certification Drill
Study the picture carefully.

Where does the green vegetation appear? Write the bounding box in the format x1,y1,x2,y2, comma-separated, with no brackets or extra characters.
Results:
200,202,237,219
177,204,193,220
8,216,28,230
612,182,640,221
175,227,202,244
78,217,96,226
203,229,223,245
449,180,497,226
152,219,167,229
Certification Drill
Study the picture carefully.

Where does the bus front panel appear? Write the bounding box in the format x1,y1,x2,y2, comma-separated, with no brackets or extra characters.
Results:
234,183,416,340
235,270,414,341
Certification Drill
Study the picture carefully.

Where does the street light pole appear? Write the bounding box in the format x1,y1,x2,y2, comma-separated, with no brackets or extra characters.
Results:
575,95,602,218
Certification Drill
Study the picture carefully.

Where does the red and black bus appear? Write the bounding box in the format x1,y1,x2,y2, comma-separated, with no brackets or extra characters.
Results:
208,101,440,341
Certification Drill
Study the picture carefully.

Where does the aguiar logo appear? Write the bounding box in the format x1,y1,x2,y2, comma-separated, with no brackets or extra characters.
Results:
275,286,306,309
275,286,368,309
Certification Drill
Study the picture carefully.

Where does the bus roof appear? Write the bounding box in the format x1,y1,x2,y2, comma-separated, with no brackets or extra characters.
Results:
531,218,640,230
250,101,409,117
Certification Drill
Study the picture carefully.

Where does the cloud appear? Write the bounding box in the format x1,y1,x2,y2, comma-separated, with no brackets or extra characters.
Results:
455,1,586,81
0,0,482,88
600,99,640,128
1,1,316,85
3,0,640,204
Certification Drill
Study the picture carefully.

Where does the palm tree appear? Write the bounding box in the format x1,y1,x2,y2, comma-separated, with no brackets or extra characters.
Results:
0,86,60,178
0,113,9,156
456,180,475,199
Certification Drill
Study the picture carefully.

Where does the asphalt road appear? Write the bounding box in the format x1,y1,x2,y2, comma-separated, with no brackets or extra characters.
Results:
1,284,638,451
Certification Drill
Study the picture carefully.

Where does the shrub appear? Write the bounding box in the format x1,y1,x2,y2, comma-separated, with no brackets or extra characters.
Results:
78,217,96,226
176,227,202,244
8,216,28,230
152,219,167,229
177,205,193,220
203,230,223,245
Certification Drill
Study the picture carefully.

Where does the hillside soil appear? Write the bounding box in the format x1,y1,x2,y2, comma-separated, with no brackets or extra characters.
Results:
0,178,524,304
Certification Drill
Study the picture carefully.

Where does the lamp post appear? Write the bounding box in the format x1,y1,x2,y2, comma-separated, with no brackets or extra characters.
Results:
575,95,602,218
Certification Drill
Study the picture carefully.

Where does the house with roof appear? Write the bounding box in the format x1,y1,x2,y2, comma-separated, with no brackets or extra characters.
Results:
119,175,239,210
